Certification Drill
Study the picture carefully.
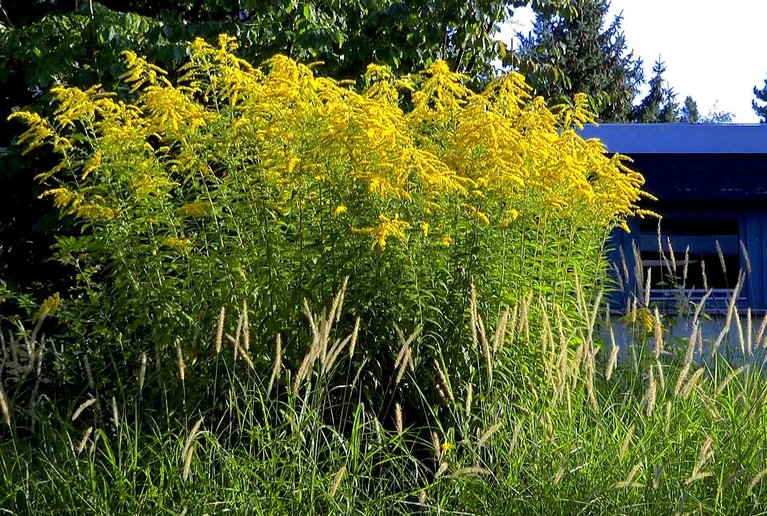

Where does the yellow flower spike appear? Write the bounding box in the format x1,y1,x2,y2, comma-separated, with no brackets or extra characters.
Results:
421,222,429,238
333,205,348,217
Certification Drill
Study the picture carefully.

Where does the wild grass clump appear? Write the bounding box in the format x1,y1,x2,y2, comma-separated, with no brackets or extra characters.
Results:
3,278,767,513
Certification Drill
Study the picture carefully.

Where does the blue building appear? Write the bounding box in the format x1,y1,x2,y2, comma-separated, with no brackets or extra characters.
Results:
580,124,767,314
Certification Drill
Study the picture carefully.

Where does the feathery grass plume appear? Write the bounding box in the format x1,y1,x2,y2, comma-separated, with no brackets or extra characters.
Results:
734,307,746,357
674,323,698,396
612,462,643,489
464,382,473,420
175,338,185,381
328,277,348,326
701,258,708,291
748,466,767,494
632,241,645,303
215,306,225,354
0,383,10,426
653,307,664,359
348,316,360,357
716,366,744,395
72,397,97,422
435,462,449,479
655,361,666,393
233,310,243,361
434,360,454,404
452,467,492,478
241,300,250,352
477,314,493,384
682,245,690,287
757,314,767,348
653,465,665,490
329,465,346,498
681,367,706,400
712,271,744,356
667,235,677,274
747,308,753,357
605,329,619,382
138,351,147,393
619,425,635,462
418,490,428,505
539,301,553,370
520,291,533,342
716,240,727,277
267,334,283,396
619,245,631,287
584,343,598,411
691,288,712,328
432,431,442,461
507,305,519,352
111,396,119,429
552,465,566,486
645,367,657,417
686,436,714,485
740,239,752,276
700,393,720,420
83,354,95,391
182,417,204,481
643,267,652,308
510,421,522,450
237,343,255,370
611,262,625,293
77,426,93,454
555,310,569,400
478,422,503,447
493,308,510,355
469,284,479,349
395,403,403,434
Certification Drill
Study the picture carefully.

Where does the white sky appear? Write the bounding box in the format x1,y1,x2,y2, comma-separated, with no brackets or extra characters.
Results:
498,1,767,123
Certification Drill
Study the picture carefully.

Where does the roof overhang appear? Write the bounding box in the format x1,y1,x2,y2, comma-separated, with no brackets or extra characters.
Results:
578,123,767,154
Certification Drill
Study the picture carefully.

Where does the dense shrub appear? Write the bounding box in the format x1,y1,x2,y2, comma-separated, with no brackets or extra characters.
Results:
9,35,651,402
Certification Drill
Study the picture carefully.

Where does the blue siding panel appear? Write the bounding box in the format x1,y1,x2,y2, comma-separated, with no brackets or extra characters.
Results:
743,214,766,310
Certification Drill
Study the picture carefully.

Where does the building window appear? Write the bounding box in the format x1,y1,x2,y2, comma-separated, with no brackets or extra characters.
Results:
612,216,746,313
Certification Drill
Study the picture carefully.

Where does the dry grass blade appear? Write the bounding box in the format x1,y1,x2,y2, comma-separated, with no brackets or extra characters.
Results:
395,403,403,434
451,467,492,478
72,397,97,422
478,422,503,447
77,426,93,454
653,307,664,359
215,306,225,354
175,339,185,381
612,462,643,489
619,424,635,462
645,367,657,417
748,466,767,494
111,396,119,429
0,383,10,426
681,367,706,400
267,334,283,396
138,351,147,393
329,465,346,497
182,417,204,481
242,300,250,352
716,366,744,395
494,309,510,354
433,359,454,403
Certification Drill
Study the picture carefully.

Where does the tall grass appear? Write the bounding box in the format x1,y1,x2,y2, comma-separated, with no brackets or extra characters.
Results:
3,275,767,513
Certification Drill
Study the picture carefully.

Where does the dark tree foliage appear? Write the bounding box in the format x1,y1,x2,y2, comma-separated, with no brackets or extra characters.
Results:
754,75,767,123
632,58,678,123
680,96,700,123
515,0,643,122
0,0,573,306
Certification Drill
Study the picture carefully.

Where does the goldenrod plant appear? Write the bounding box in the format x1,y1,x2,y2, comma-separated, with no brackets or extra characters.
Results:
9,35,652,411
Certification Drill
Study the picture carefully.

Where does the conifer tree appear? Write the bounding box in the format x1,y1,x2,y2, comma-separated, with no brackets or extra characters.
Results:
516,0,643,121
754,75,767,122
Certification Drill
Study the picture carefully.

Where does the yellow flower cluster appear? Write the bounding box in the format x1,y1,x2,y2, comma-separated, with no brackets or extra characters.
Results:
9,34,651,252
